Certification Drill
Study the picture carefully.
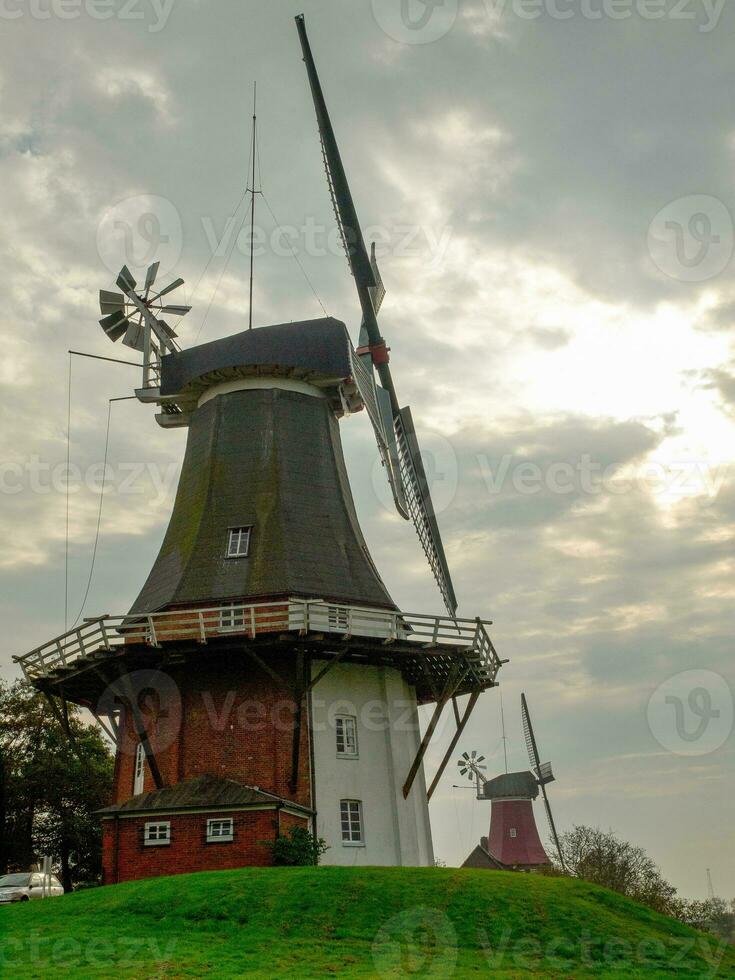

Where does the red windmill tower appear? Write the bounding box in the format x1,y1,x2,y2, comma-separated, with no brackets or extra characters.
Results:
15,16,504,883
461,694,564,871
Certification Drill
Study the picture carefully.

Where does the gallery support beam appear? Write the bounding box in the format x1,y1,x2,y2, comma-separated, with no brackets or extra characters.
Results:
426,689,482,800
402,664,466,799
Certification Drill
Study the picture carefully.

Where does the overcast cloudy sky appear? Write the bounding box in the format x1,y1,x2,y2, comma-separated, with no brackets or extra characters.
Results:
1,0,733,899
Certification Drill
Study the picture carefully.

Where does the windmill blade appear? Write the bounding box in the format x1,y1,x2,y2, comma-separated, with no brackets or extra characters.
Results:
297,14,457,613
395,407,458,616
144,261,160,295
158,304,192,316
99,312,130,343
116,265,137,293
350,349,408,518
151,277,185,301
99,290,125,316
122,318,146,352
540,782,565,870
477,756,485,763
521,692,544,778
369,242,386,315
156,319,178,340
462,752,469,761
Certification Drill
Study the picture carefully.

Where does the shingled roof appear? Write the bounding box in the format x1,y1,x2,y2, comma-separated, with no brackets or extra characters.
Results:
97,774,313,816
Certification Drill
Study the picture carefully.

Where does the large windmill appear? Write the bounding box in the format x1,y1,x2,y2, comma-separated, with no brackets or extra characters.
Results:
460,694,564,871
14,15,504,883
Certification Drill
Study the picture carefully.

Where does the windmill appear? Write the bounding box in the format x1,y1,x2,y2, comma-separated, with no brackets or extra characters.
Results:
459,694,564,872
98,262,190,392
521,693,565,869
14,14,505,885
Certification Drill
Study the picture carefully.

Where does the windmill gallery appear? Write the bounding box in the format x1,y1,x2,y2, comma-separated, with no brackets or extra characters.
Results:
14,16,559,882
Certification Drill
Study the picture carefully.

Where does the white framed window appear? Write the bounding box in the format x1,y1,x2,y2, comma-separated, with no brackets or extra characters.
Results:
335,715,358,758
133,742,145,795
144,822,171,846
207,818,234,843
227,526,252,558
220,602,245,632
340,800,364,845
509,828,517,839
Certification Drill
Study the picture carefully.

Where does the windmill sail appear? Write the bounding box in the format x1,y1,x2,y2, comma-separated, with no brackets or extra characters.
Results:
521,693,565,869
296,14,458,616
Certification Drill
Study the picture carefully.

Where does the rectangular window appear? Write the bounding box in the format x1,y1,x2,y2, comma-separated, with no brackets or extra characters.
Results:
340,800,364,845
133,742,145,795
207,818,234,843
509,828,517,839
220,602,245,632
227,526,252,558
335,715,358,758
144,822,171,846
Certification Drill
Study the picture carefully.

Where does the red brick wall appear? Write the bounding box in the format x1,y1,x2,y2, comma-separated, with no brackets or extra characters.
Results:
102,809,307,884
112,653,311,809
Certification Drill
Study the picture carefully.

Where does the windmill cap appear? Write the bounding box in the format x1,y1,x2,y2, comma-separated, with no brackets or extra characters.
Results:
160,317,353,402
481,770,540,801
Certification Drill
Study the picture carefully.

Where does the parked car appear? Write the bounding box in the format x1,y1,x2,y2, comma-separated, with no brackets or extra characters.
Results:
0,872,64,903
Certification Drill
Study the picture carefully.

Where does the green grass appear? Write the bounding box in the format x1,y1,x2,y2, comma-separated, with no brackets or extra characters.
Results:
0,867,733,978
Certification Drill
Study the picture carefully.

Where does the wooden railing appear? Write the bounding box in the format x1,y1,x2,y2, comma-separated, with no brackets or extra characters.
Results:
14,599,503,687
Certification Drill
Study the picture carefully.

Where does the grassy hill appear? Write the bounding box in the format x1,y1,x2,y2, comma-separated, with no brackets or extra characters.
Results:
0,867,732,978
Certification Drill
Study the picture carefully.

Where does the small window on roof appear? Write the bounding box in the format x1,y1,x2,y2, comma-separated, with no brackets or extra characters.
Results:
227,526,252,558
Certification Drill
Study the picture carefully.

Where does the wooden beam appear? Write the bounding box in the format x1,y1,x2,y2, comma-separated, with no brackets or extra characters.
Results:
116,672,164,790
426,689,482,800
289,653,308,793
303,647,350,696
243,647,289,689
402,666,464,800
42,692,86,766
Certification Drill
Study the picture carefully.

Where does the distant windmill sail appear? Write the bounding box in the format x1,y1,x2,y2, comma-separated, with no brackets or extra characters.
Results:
521,693,565,869
296,14,458,616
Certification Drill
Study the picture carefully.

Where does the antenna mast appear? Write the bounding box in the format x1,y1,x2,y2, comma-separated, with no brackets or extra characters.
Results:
248,82,257,331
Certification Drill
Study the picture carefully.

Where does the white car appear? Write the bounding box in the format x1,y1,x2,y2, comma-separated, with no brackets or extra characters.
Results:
0,872,64,903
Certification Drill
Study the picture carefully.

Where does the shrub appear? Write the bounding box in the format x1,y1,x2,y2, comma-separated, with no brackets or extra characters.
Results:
270,827,329,866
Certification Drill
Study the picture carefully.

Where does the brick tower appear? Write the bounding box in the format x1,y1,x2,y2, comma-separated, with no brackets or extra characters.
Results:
15,16,504,883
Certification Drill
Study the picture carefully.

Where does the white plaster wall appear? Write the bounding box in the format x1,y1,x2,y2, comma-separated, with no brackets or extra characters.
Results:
310,660,434,867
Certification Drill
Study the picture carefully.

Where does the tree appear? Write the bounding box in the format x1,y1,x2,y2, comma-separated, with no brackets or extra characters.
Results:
554,825,678,915
0,680,114,890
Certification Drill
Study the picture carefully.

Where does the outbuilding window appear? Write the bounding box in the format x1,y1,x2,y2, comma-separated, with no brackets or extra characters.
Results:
227,526,252,558
335,716,358,758
340,800,364,845
144,822,171,846
207,818,234,843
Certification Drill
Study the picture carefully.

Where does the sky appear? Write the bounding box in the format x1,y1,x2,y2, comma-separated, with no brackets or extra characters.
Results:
1,0,733,900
